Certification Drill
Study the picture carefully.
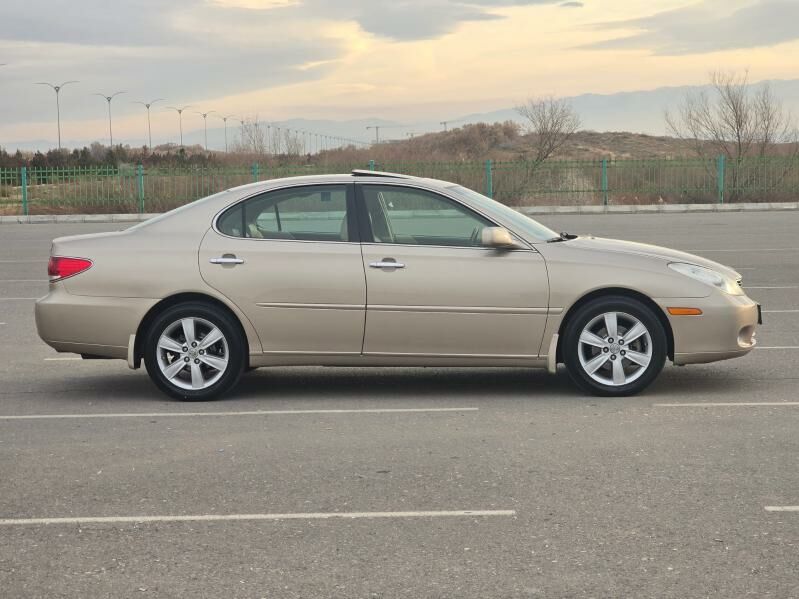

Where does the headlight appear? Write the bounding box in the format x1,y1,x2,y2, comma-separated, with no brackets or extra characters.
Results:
668,262,743,295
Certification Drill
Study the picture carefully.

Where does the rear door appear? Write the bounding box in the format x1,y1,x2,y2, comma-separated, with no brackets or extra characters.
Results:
356,183,550,359
199,183,366,355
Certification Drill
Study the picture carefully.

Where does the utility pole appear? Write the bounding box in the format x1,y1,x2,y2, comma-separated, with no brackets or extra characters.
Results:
366,125,381,144
440,121,449,131
93,91,125,147
35,80,78,150
133,98,164,151
166,106,191,147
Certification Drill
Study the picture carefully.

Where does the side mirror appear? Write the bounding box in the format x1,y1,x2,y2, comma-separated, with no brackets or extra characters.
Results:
481,227,516,249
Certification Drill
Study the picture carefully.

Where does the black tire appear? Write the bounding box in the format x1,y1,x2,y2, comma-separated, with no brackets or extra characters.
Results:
144,302,246,401
562,296,666,397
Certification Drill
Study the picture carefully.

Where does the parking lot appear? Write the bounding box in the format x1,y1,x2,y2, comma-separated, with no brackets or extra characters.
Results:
1,211,798,598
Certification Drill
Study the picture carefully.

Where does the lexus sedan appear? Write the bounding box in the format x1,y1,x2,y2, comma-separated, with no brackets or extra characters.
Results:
36,171,761,400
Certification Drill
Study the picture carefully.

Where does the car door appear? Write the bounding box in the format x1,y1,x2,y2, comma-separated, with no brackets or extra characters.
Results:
356,183,550,359
199,183,366,355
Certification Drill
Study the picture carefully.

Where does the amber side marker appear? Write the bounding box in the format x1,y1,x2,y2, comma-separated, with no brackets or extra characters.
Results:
667,307,703,316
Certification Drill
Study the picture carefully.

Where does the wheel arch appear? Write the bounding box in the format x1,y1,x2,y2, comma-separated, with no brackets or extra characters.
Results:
133,292,251,369
555,287,674,362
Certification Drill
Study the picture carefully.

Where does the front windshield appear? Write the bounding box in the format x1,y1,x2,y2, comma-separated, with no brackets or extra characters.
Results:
446,185,558,242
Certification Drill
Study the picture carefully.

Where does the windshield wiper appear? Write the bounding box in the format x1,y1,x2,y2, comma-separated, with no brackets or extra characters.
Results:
547,231,578,243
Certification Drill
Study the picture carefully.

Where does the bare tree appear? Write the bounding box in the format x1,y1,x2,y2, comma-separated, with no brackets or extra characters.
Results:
231,116,269,154
665,70,798,200
515,96,581,163
666,70,797,160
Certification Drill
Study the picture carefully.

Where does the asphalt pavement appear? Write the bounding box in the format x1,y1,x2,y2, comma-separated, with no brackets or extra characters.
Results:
1,211,798,598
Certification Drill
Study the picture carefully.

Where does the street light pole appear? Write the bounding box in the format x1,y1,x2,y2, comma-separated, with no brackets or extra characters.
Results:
195,111,216,151
217,114,236,153
133,98,164,151
166,106,191,147
35,80,78,150
93,91,125,147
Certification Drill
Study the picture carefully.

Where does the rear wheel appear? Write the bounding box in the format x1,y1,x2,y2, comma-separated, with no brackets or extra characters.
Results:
563,296,666,396
144,302,245,400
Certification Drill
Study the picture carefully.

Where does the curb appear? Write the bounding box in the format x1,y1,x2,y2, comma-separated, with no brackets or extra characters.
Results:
1,203,797,224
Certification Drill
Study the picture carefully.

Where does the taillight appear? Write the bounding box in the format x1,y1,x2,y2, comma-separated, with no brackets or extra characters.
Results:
48,256,93,282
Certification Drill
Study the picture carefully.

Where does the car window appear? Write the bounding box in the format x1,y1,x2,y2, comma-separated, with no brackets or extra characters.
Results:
360,185,493,247
217,185,350,242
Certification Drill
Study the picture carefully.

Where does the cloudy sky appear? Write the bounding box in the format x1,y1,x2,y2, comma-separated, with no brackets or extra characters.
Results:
0,0,797,148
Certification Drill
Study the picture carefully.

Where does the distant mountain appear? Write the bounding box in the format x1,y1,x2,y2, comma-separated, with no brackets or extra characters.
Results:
6,79,799,153
456,79,799,135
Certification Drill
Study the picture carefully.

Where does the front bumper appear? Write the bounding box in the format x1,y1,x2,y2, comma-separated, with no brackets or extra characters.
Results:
35,284,157,360
654,292,760,365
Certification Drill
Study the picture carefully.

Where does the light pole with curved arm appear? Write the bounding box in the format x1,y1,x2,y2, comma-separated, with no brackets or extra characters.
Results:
133,98,164,151
35,80,78,150
166,106,191,147
195,110,216,151
93,91,125,147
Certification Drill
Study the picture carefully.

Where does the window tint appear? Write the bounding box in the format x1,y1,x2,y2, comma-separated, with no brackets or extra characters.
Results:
361,185,492,247
218,185,350,242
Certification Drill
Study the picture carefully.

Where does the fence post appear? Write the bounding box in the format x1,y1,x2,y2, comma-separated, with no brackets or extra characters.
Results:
716,154,725,204
484,159,493,199
601,158,609,206
251,163,260,182
136,164,145,214
20,166,28,216
368,159,375,171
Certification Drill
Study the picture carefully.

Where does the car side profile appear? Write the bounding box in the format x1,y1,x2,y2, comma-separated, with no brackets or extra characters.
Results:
36,171,761,400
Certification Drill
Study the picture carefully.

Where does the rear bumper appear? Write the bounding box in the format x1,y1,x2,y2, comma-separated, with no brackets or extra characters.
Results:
655,292,759,366
35,284,157,360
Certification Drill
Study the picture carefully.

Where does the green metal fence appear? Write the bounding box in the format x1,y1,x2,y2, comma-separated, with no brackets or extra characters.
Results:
1,155,797,215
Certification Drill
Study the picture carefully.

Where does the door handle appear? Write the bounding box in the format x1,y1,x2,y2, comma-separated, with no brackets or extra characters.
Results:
369,260,405,269
209,256,245,265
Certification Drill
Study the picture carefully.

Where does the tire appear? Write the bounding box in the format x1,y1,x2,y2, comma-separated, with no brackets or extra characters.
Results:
144,302,246,401
562,296,666,397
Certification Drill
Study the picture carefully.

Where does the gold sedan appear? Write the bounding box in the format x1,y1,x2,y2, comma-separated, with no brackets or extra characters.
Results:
36,171,761,400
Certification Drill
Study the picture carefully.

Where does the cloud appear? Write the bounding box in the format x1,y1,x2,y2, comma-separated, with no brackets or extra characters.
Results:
559,2,583,7
584,0,799,55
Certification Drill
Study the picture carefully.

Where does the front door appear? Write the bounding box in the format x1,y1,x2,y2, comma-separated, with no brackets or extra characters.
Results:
356,184,549,359
199,183,366,355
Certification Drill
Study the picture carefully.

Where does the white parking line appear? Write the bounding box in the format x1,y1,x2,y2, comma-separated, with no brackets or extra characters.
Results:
757,346,799,350
0,407,480,421
688,248,799,252
43,357,81,361
655,402,799,407
764,506,799,512
0,279,48,283
0,509,516,526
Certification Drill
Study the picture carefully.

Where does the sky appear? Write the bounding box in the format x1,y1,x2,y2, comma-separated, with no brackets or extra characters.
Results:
1,0,798,149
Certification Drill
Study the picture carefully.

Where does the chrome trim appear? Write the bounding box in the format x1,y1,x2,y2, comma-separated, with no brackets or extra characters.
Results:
209,257,245,265
255,302,365,311
369,304,550,314
369,261,406,269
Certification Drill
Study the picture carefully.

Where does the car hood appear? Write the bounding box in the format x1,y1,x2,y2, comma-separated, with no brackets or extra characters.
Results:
563,236,741,280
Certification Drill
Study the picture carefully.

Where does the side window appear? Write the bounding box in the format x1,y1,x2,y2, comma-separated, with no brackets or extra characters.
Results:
217,185,350,242
361,185,492,247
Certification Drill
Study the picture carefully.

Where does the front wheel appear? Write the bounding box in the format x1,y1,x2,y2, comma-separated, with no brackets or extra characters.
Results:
563,297,667,396
144,302,245,400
